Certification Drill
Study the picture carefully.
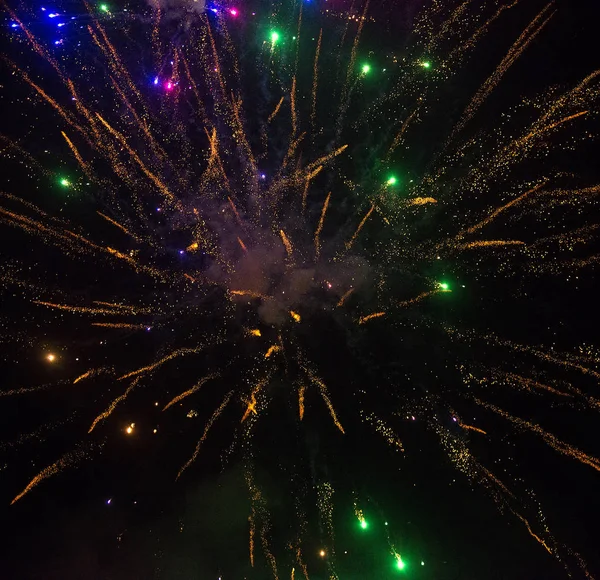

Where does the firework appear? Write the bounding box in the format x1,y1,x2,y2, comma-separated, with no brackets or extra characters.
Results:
1,0,599,578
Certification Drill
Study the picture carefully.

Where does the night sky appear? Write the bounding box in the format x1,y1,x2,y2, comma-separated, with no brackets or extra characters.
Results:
1,0,600,579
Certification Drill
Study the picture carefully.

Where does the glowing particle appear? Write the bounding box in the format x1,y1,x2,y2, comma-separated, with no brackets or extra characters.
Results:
385,521,388,526
290,310,301,323
59,178,70,187
270,31,280,43
438,282,450,291
99,4,109,12
153,428,157,434
396,555,406,570
106,498,112,504
360,519,368,530
229,8,238,16
153,76,159,85
386,175,397,186
421,61,431,68
126,423,134,434
319,550,326,557
46,353,56,362
421,561,425,566
361,63,371,74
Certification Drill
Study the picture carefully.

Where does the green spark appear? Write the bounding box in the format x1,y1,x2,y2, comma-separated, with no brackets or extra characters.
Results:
360,520,368,530
386,176,397,186
99,3,109,12
438,282,450,291
421,561,425,566
396,556,406,571
421,60,431,68
270,31,280,44
59,178,70,187
361,63,371,74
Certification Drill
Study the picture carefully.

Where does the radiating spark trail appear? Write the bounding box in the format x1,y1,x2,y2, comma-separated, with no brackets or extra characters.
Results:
118,345,213,381
61,131,92,179
457,240,525,250
33,300,141,316
387,109,418,158
343,0,371,99
307,371,344,433
268,97,285,123
510,509,554,555
301,166,323,213
461,183,544,237
73,367,111,384
228,196,243,225
176,391,234,480
96,212,138,240
95,114,176,205
279,230,293,258
314,192,331,259
249,511,255,566
88,376,142,433
358,311,386,324
304,145,348,174
449,2,555,141
241,393,258,423
311,29,322,131
475,399,600,472
92,301,148,313
231,290,272,300
290,76,298,136
458,421,487,435
345,203,375,250
406,196,437,206
397,290,439,308
163,374,219,411
91,322,147,330
337,288,354,307
237,237,248,253
265,345,282,358
11,444,91,504
298,385,306,420
502,372,573,398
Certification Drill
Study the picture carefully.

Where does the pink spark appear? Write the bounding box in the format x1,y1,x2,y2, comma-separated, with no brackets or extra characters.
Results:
165,81,173,90
229,8,238,16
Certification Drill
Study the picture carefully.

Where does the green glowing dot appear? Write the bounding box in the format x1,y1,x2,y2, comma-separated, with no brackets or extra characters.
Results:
361,63,371,74
270,31,280,43
59,178,70,187
360,520,368,530
421,561,425,566
396,556,406,570
384,521,388,526
292,36,296,40
99,3,109,12
439,282,450,291
421,61,431,68
386,176,397,186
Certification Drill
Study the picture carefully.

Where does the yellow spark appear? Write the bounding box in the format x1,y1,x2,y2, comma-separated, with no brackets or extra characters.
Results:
407,196,437,206
231,289,271,300
290,311,301,323
319,550,326,557
237,236,248,252
241,393,258,423
511,509,554,556
249,329,262,337
73,366,111,384
88,376,142,433
61,131,92,180
91,323,147,330
186,241,199,251
458,421,487,435
126,422,135,434
358,311,386,324
97,211,138,240
46,353,56,362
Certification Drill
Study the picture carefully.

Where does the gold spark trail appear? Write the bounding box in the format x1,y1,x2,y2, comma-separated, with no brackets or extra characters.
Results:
231,290,272,300
475,399,600,472
117,346,212,381
11,445,90,504
345,203,374,250
298,385,306,420
457,240,525,250
268,97,285,123
163,374,219,411
61,131,92,179
511,510,554,555
311,29,322,131
290,76,298,136
280,230,293,258
88,376,142,433
358,311,386,324
91,322,147,330
337,288,354,307
238,237,248,252
73,367,110,384
96,212,138,240
95,114,177,205
33,300,144,316
307,370,344,433
449,3,555,141
387,109,418,158
176,391,234,480
314,191,331,259
458,421,487,435
398,290,439,308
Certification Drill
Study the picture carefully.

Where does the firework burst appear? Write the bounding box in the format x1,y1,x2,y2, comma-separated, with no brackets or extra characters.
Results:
1,0,600,577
